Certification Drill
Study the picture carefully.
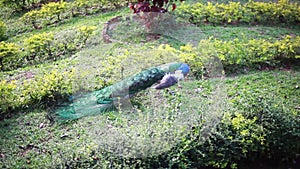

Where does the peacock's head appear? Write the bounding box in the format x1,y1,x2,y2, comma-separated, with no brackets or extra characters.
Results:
177,63,190,76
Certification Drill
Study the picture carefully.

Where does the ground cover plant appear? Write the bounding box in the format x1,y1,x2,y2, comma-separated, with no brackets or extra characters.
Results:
0,0,300,168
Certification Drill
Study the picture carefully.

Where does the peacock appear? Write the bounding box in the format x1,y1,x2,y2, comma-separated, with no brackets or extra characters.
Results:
50,62,190,121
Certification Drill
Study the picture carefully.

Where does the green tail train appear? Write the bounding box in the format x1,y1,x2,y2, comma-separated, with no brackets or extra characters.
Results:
50,62,189,121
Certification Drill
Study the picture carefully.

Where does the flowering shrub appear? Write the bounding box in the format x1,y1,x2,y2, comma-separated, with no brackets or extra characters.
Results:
176,0,300,25
19,0,129,30
0,26,96,71
0,69,75,116
40,1,68,23
20,1,69,29
129,0,184,14
20,10,43,29
0,41,22,71
178,35,300,77
0,80,19,114
23,32,54,62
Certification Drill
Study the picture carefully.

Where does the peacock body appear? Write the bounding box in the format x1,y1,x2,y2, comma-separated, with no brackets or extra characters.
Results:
50,62,189,121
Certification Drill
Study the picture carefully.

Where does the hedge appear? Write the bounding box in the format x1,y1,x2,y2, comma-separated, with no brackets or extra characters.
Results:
23,32,54,62
20,1,68,29
176,0,300,25
1,0,129,13
0,0,56,12
19,0,129,29
0,26,96,71
179,35,300,77
0,41,22,71
0,69,74,116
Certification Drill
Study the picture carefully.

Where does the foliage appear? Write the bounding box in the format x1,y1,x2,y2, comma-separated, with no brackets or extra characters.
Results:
211,35,300,65
0,0,32,11
50,26,97,57
160,111,264,169
0,80,19,114
20,1,70,29
22,69,75,105
70,0,99,16
0,7,14,20
0,26,96,70
51,29,80,56
127,0,184,31
226,72,300,160
129,0,183,14
0,41,22,71
179,35,300,76
68,0,129,16
23,32,54,62
0,0,60,12
18,0,130,30
40,1,68,23
77,26,97,45
1,33,299,109
179,44,205,79
20,9,44,29
176,0,300,25
0,69,75,116
0,20,6,41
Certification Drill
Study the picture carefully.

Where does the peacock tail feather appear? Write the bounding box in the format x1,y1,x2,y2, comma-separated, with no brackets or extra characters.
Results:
50,62,185,121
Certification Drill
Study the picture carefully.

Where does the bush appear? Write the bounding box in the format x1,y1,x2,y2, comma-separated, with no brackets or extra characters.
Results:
0,25,96,71
128,0,182,14
20,1,70,29
20,10,43,29
177,112,265,169
22,69,75,105
21,26,96,66
0,41,22,71
0,80,20,115
69,0,129,16
0,7,14,20
70,0,97,16
23,32,54,62
178,35,300,77
51,26,97,56
52,29,79,56
77,26,97,45
50,26,96,57
0,68,75,116
176,0,300,25
226,72,300,160
0,0,31,11
0,0,60,12
40,1,68,23
212,35,300,65
19,0,129,30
